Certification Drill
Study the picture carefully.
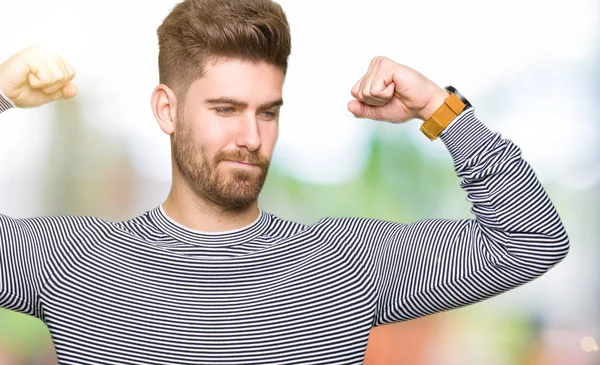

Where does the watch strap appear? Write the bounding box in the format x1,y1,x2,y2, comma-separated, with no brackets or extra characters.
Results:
420,92,467,140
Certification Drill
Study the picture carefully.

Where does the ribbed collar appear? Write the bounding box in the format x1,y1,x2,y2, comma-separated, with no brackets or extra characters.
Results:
147,204,271,246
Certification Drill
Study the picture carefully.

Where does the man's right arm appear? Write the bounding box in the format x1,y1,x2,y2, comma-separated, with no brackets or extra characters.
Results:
0,44,78,317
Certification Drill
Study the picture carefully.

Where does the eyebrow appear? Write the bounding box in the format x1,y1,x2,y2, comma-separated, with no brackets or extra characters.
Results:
204,97,284,110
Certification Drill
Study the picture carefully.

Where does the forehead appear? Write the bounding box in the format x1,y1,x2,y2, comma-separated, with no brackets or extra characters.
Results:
185,57,284,105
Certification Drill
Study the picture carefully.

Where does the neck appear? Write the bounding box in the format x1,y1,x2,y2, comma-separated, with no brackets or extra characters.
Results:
162,181,260,233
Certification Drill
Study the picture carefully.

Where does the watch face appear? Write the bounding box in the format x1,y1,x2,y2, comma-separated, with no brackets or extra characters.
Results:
445,85,458,94
445,85,471,108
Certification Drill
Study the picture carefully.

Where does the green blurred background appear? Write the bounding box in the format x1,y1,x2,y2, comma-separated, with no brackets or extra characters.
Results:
0,0,598,364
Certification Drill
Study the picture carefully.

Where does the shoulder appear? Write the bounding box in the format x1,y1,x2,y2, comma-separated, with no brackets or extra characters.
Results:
0,213,110,234
311,216,404,233
289,216,408,248
262,213,308,235
0,214,124,263
115,209,164,238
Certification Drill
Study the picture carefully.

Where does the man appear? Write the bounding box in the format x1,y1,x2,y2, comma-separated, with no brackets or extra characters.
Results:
0,0,569,363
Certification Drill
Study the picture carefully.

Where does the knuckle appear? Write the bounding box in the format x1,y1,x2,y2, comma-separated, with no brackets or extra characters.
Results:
379,57,391,67
36,70,52,85
68,66,76,79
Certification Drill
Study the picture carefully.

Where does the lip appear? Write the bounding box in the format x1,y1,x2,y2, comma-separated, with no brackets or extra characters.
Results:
224,160,258,167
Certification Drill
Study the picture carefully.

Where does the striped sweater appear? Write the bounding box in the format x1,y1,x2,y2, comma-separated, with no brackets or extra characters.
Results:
0,93,569,364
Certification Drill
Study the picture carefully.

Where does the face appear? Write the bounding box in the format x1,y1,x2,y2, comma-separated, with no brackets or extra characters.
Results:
172,58,284,211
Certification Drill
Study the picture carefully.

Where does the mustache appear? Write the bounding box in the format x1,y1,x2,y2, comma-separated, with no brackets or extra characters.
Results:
214,149,270,168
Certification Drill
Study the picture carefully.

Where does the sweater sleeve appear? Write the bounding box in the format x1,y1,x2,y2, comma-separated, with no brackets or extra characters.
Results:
0,215,76,318
368,108,569,326
0,89,15,113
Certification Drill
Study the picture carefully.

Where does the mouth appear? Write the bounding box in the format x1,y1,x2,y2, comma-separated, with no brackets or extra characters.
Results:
224,160,258,167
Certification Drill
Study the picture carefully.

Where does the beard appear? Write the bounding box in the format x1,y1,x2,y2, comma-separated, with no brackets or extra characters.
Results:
172,116,271,211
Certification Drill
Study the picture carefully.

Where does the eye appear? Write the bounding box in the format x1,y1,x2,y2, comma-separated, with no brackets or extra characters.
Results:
260,110,278,120
215,107,235,115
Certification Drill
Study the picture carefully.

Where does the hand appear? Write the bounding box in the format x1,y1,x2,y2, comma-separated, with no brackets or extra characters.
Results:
0,43,77,108
348,56,448,123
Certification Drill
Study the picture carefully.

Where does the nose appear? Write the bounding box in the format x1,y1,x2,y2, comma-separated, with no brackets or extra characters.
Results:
234,112,261,152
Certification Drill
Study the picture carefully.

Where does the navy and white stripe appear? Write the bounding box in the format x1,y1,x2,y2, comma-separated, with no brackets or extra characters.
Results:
0,89,15,112
0,97,569,364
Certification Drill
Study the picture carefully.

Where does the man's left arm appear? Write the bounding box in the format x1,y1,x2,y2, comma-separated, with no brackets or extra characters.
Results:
347,57,570,326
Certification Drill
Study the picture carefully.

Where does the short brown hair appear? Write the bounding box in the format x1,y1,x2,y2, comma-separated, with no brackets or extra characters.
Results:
157,0,291,99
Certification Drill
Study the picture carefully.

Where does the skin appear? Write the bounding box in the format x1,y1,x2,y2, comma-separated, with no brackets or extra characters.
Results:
0,46,448,233
151,58,284,232
0,44,77,107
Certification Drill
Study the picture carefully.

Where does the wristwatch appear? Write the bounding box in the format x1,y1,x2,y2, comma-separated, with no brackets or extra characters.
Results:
420,86,471,140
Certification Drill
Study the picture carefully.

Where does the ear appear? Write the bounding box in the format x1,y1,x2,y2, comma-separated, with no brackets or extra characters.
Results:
151,84,179,135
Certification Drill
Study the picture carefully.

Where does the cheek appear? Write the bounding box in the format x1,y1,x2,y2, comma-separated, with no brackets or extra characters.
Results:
187,110,230,151
260,123,279,154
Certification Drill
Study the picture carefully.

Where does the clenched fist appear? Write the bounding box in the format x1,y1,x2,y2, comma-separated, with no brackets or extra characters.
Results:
348,56,448,123
0,43,77,108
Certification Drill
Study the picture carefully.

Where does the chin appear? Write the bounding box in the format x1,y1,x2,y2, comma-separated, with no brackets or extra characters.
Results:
208,178,264,210
214,193,258,211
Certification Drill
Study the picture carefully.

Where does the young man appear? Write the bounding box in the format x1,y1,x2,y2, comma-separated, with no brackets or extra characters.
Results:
0,0,569,364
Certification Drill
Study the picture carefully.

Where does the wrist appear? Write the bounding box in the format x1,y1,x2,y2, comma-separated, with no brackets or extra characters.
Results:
417,86,448,121
0,87,16,112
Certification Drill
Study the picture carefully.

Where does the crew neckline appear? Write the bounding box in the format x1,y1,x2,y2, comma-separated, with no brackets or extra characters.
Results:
148,204,271,246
